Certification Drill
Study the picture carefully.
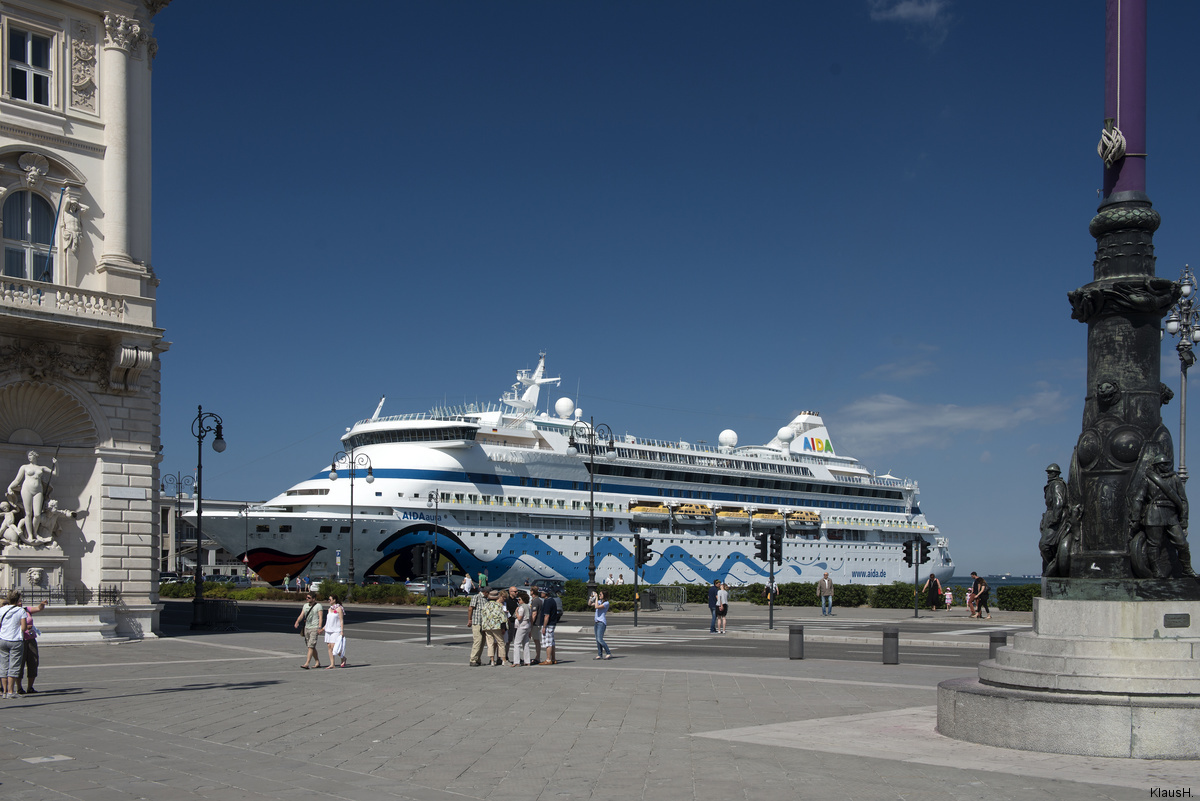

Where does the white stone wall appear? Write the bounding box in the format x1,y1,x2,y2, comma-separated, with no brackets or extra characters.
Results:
0,0,169,638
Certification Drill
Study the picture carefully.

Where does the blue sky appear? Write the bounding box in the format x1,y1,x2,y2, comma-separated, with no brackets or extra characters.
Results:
150,2,1200,577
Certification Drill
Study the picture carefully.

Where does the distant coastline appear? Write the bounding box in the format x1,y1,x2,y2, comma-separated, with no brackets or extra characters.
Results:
945,574,1039,588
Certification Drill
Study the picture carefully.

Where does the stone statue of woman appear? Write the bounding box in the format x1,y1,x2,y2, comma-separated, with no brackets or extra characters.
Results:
7,451,56,544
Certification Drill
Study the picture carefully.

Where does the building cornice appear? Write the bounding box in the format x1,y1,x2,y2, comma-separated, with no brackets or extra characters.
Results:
0,122,105,158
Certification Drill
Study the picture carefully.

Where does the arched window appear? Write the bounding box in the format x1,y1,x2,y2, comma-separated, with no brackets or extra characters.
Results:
2,190,55,282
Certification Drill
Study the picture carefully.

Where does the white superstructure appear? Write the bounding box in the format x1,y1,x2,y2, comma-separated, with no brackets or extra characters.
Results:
196,355,954,587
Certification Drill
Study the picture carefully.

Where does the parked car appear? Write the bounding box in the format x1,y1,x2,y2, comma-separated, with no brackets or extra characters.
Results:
404,575,459,597
362,575,397,585
158,572,181,585
530,579,565,597
225,575,252,589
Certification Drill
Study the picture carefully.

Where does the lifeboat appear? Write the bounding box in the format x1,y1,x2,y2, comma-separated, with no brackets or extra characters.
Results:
787,510,821,531
674,503,713,518
630,503,671,521
716,507,750,526
751,511,785,527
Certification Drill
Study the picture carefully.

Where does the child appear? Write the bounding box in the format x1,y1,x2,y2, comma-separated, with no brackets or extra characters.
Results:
944,586,953,609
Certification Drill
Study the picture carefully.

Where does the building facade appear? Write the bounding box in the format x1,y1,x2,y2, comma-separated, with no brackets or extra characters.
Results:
1,0,170,636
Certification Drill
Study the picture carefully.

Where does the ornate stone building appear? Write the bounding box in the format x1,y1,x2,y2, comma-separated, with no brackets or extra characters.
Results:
1,0,170,636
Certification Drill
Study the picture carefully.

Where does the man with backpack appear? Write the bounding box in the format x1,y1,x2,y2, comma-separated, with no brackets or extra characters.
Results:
537,588,561,665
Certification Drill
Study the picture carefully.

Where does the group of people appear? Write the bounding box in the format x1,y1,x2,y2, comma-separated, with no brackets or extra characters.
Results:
707,579,731,632
0,591,43,697
920,572,990,617
466,585,566,666
293,591,348,668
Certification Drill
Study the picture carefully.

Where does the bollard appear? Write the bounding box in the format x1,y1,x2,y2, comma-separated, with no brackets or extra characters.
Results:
882,626,899,664
989,631,1008,659
789,624,804,659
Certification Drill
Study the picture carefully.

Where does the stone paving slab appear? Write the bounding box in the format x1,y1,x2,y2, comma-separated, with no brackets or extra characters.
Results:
0,627,1188,800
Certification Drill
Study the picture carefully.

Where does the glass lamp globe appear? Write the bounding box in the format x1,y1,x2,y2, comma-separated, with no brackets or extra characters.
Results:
329,470,338,481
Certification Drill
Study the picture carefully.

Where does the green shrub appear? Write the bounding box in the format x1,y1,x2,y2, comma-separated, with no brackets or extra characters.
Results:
870,581,920,609
778,582,817,607
836,584,870,608
996,583,1040,612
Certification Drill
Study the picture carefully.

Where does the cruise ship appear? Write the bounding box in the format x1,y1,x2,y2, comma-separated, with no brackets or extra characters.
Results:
194,355,954,588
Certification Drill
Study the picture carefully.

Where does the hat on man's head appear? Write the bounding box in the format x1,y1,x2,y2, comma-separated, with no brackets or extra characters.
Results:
487,589,501,600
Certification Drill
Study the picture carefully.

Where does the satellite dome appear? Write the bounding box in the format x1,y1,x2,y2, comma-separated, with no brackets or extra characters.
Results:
777,427,795,444
555,397,575,419
718,429,738,448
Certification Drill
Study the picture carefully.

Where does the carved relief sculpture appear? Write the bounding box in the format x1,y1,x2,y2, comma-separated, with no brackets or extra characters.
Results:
71,22,97,113
18,153,49,188
103,13,145,54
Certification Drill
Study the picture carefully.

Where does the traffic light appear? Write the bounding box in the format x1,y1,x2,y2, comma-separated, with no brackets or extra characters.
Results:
770,531,783,565
754,531,769,561
635,536,653,568
410,544,427,575
919,538,931,565
903,539,914,567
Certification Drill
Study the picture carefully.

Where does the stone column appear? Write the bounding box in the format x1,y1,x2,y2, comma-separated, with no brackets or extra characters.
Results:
99,13,142,266
1065,0,1179,582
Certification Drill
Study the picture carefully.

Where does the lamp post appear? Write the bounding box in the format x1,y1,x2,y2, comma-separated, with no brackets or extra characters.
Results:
567,417,616,592
329,448,373,590
160,471,194,576
240,504,251,577
425,489,440,647
1165,264,1200,482
191,406,226,629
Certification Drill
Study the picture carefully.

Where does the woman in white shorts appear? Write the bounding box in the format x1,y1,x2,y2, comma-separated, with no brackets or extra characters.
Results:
0,590,30,698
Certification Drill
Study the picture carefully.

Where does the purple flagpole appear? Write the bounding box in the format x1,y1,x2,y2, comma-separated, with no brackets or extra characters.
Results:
1103,0,1147,199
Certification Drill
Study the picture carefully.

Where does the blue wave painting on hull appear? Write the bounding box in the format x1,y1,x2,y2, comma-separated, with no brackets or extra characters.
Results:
363,523,845,584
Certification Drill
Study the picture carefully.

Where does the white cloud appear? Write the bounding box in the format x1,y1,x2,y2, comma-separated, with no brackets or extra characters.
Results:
834,389,1068,455
861,359,938,381
867,0,952,48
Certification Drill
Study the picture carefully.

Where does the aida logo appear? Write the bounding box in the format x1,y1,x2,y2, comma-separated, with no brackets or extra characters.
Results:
802,437,834,454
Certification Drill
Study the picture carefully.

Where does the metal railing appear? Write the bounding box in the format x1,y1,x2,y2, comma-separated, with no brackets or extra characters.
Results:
649,586,686,611
197,599,239,631
2,585,122,605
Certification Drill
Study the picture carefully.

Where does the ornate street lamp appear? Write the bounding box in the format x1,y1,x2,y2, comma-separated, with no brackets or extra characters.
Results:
1165,264,1200,482
191,406,225,629
160,471,194,576
566,418,616,592
329,448,373,589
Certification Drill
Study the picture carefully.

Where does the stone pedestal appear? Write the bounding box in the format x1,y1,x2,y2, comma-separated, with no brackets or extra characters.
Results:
0,548,68,591
937,596,1200,758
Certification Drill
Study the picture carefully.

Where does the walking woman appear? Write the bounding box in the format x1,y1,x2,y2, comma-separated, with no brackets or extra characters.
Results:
324,594,347,668
974,577,991,619
922,574,942,611
715,582,729,633
590,589,612,659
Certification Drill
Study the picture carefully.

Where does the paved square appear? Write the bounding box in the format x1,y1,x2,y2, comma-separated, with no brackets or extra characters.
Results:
0,626,1192,800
